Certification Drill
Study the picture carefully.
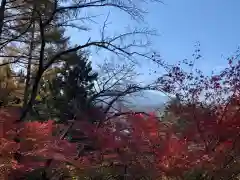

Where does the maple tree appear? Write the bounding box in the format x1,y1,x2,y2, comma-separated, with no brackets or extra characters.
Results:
0,108,86,179
0,91,240,179
2,53,240,179
154,53,240,179
0,107,162,179
0,107,234,179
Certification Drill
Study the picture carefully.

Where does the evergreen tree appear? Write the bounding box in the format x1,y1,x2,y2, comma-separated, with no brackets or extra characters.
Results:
35,50,98,122
1,0,68,108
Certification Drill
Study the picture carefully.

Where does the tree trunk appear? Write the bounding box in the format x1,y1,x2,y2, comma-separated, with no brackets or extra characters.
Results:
20,68,43,121
0,0,7,38
23,10,35,108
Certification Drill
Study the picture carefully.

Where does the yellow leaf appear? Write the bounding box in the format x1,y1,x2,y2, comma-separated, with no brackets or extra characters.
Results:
35,95,42,101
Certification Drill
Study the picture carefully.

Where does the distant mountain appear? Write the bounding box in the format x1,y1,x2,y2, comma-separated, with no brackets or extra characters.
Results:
96,90,170,113
123,90,170,112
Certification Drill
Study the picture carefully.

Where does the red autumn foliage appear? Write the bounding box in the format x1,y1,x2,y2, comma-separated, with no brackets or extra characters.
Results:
0,108,82,179
2,57,240,179
155,57,240,179
1,100,240,179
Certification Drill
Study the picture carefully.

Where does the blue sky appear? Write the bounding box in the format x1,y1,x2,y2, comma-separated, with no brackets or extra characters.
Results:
147,0,240,74
66,0,240,83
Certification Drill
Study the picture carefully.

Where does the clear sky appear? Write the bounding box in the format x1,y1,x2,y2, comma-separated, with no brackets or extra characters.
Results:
146,0,240,74
66,0,240,83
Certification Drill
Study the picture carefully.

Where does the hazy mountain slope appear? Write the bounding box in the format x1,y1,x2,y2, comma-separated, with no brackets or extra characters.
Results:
97,90,170,113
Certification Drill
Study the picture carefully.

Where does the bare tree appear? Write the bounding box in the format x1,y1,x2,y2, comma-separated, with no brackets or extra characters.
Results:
91,60,139,112
17,0,162,120
85,59,166,125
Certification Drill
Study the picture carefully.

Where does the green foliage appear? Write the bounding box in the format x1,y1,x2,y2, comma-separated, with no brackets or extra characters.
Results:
35,51,98,122
0,63,22,106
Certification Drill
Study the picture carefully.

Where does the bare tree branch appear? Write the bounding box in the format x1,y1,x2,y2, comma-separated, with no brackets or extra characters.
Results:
20,8,46,120
18,0,161,120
